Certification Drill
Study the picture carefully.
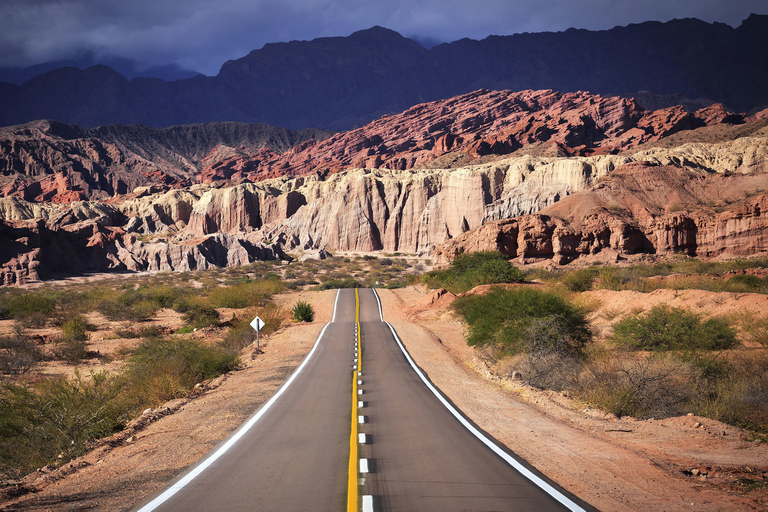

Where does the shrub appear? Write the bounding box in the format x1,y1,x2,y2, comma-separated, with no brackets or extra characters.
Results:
693,352,768,433
317,278,361,290
452,287,591,356
98,291,159,322
560,268,598,292
208,279,284,309
595,267,628,291
611,305,736,351
0,371,125,478
424,251,524,293
120,338,240,410
180,302,221,329
292,301,315,322
55,316,93,363
0,336,44,374
725,274,765,292
576,353,699,419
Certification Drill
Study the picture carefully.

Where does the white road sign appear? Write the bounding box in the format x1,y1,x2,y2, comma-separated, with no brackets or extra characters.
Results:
250,316,265,332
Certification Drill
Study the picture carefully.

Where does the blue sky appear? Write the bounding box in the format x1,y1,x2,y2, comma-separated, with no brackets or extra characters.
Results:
1,0,765,75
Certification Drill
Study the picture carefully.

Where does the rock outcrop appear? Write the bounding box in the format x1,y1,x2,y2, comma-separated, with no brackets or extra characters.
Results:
199,89,745,183
434,161,768,265
0,120,330,204
0,89,756,208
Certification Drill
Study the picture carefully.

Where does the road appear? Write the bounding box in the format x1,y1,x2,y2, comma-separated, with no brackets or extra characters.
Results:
133,288,589,512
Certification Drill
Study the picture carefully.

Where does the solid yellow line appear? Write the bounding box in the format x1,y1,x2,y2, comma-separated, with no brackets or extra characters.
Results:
347,288,361,512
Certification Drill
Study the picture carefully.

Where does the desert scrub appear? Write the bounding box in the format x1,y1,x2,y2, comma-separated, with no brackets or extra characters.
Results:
98,289,159,322
220,304,285,351
292,301,315,322
0,371,125,479
423,251,524,293
576,352,700,419
560,268,598,292
120,337,240,410
172,299,221,328
452,287,591,356
611,304,736,351
0,336,44,374
316,277,361,290
207,279,284,309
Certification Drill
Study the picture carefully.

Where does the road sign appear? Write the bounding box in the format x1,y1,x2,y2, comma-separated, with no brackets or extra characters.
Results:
250,316,265,331
250,316,265,351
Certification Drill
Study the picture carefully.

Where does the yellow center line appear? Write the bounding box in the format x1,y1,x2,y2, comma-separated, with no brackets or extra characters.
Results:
347,288,362,512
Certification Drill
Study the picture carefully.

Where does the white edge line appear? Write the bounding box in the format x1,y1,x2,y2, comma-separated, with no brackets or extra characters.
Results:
372,287,383,321
332,288,341,322
136,320,334,511
377,309,585,511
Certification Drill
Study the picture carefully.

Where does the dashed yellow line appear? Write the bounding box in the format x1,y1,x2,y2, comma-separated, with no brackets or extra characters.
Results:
347,288,362,512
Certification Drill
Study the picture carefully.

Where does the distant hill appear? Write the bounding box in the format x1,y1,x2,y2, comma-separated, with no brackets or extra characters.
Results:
1,16,767,131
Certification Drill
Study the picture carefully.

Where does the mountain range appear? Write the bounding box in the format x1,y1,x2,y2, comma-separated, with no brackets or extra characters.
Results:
1,86,767,284
2,15,768,131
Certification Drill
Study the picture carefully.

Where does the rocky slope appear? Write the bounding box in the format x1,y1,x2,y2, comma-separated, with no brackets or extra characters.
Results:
1,89,768,284
1,16,767,131
2,119,767,284
0,89,747,204
434,140,768,265
0,120,331,203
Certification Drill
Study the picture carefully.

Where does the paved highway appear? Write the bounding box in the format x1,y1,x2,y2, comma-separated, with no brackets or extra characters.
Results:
133,288,589,512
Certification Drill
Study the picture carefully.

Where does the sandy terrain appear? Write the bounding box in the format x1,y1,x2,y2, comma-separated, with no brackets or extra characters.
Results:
1,285,767,511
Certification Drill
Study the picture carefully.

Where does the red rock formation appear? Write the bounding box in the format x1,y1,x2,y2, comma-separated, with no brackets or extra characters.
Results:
434,164,768,265
201,90,742,181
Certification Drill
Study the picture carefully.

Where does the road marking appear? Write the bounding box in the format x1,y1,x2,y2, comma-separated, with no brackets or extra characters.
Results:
359,415,367,424
360,459,370,473
372,289,587,512
136,299,338,512
362,495,374,512
358,401,366,408
359,433,368,444
332,288,341,322
348,288,362,512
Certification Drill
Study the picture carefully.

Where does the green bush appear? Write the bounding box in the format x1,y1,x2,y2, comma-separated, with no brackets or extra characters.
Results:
611,305,736,351
424,251,523,293
725,274,765,292
452,287,591,356
208,279,284,309
98,290,159,322
0,371,125,478
179,302,221,329
561,268,598,292
576,353,699,419
316,278,361,290
0,336,44,374
292,301,315,322
121,338,240,409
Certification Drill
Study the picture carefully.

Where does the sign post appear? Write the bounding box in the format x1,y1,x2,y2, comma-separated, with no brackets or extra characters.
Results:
250,315,265,351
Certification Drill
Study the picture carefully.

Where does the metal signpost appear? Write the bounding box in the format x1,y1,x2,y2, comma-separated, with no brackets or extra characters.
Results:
250,315,265,351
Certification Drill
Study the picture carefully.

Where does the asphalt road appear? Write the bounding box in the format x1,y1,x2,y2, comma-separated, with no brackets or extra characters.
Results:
133,288,588,512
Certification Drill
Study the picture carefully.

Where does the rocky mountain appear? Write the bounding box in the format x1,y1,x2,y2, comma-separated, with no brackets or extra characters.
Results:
2,16,767,131
0,120,331,203
1,87,768,284
0,89,746,204
1,104,767,284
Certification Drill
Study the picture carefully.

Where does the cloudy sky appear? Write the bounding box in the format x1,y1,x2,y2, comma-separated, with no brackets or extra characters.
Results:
1,0,766,75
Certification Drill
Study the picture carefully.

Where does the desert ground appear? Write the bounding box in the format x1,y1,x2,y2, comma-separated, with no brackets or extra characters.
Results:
1,280,766,511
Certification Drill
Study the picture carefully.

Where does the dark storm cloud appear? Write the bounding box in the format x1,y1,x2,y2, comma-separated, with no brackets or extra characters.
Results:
1,0,766,75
